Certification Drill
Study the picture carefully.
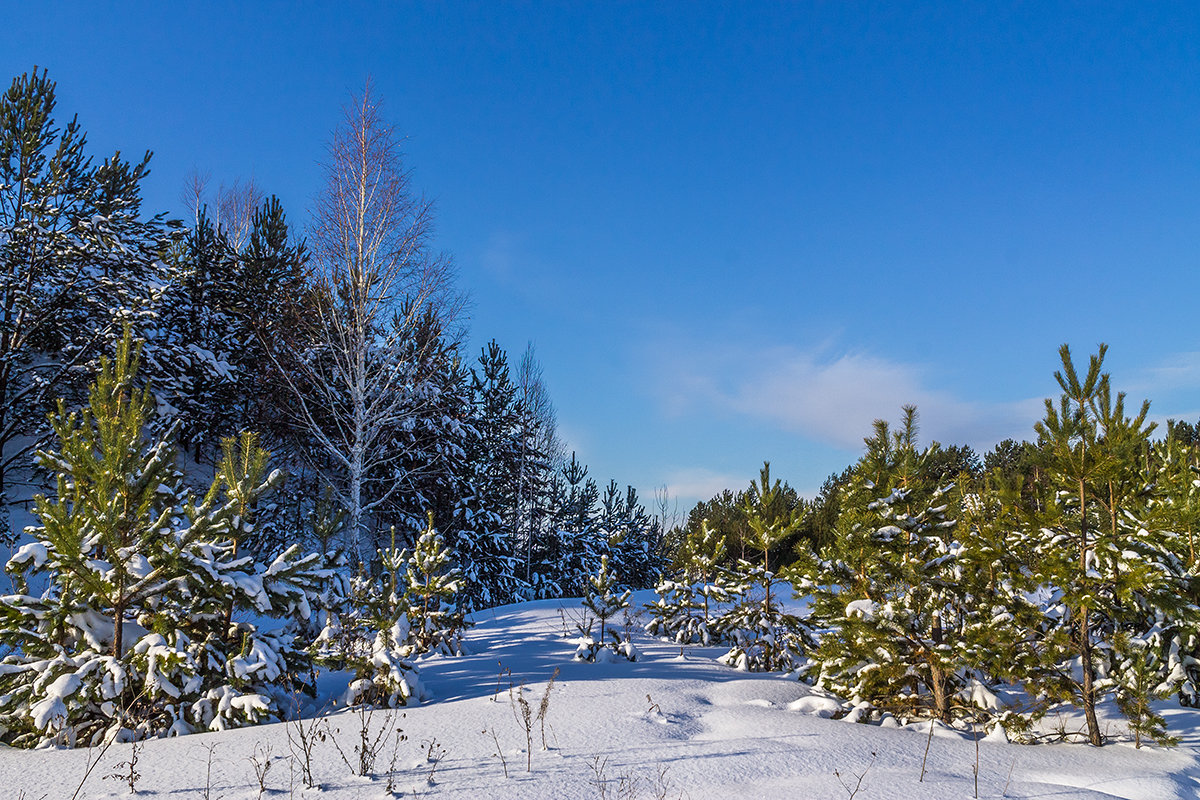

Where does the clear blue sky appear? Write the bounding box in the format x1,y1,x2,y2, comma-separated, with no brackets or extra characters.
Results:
6,2,1200,512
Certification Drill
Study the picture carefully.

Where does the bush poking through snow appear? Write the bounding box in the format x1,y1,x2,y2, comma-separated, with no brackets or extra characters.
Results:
538,666,559,750
103,739,142,794
588,755,683,800
325,705,407,779
285,709,324,789
248,742,273,799
833,750,876,800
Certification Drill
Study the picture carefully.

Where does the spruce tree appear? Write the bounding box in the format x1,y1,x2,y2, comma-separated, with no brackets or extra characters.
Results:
577,555,635,661
548,453,603,596
158,209,240,457
470,341,526,591
0,68,177,526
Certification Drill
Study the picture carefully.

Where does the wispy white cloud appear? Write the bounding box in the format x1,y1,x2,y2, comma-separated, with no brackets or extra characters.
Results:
1123,350,1200,428
1129,351,1200,396
661,467,748,504
650,339,1041,451
554,420,590,461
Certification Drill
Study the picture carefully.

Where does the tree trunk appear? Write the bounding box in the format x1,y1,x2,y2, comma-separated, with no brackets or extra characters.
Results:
1080,605,1102,746
1078,477,1102,746
929,660,950,723
928,608,951,722
112,596,125,658
349,432,364,566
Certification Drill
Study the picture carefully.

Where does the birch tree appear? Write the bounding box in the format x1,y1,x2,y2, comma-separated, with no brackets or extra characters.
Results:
275,82,456,564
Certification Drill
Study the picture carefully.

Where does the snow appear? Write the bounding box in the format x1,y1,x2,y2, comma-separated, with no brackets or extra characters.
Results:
5,591,1200,798
845,598,877,620
10,542,47,570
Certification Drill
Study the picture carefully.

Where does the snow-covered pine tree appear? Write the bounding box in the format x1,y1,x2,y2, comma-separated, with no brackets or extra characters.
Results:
601,482,663,590
717,463,812,673
156,209,240,458
645,519,733,645
643,579,694,645
0,332,331,746
323,527,422,709
157,192,312,471
1148,423,1200,572
514,343,561,587
373,313,517,610
226,196,310,437
1141,427,1200,708
420,341,518,611
367,306,462,544
807,410,977,720
950,470,1046,736
576,555,636,662
469,340,526,595
546,453,604,597
1113,633,1179,747
296,487,350,647
1027,345,1199,745
405,512,468,656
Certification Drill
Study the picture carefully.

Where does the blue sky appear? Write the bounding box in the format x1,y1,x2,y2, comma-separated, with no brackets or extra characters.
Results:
6,2,1200,511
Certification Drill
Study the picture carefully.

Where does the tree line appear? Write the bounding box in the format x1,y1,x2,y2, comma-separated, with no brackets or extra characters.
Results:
0,67,663,598
0,68,665,746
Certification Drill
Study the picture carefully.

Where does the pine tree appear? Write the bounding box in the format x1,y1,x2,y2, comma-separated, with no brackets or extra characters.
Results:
576,555,635,661
469,340,526,593
1148,424,1200,572
157,209,240,457
808,410,975,720
645,519,733,645
1027,344,1197,745
321,527,422,709
0,332,330,746
547,453,603,597
404,513,468,656
718,464,813,673
952,469,1045,736
1113,633,1179,748
228,196,310,436
602,483,663,589
439,344,519,611
514,343,560,585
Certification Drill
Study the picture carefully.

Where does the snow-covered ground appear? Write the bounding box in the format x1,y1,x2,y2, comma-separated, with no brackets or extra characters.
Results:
6,592,1200,799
